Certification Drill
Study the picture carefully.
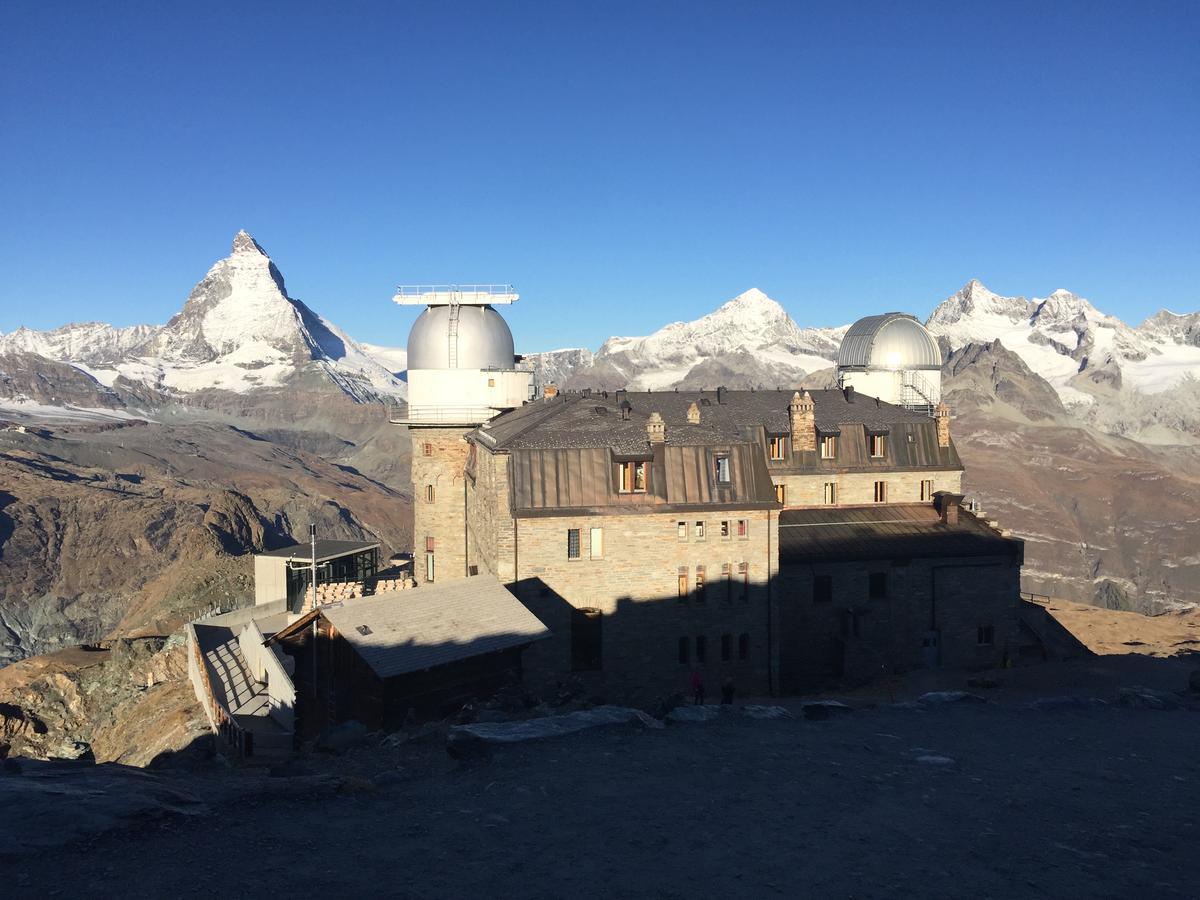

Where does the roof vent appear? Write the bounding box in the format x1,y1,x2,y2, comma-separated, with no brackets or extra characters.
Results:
717,386,727,403
594,406,608,415
844,386,856,403
620,399,633,420
700,397,712,407
356,625,373,636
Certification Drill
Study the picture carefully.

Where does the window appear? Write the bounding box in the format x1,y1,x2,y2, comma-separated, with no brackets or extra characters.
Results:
619,461,648,493
769,435,787,460
567,528,581,560
721,634,732,662
468,565,479,576
820,435,837,459
722,563,733,605
425,536,435,552
869,572,887,600
487,377,496,387
678,636,690,664
823,482,838,505
714,454,731,484
977,625,995,646
920,479,935,501
873,480,888,503
695,635,707,664
590,527,603,560
869,434,887,458
738,562,750,603
695,566,706,604
694,520,706,540
425,484,435,503
737,519,748,539
677,567,689,602
813,574,833,603
720,520,730,539
738,633,750,660
677,521,688,541
425,552,435,583
422,442,432,457
571,608,602,671
774,483,787,505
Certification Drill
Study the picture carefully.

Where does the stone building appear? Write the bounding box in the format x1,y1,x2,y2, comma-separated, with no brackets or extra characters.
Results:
398,301,1024,701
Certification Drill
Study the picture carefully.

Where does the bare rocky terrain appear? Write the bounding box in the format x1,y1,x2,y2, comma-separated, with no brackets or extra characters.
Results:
3,653,1199,898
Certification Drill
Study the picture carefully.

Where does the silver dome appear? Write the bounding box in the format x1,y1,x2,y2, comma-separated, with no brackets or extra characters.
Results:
407,304,516,370
836,312,943,371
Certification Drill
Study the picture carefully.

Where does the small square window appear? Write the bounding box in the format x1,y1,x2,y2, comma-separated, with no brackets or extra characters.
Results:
737,519,748,539
774,483,786,505
425,536,435,552
425,484,435,503
487,377,496,387
869,572,887,600
619,461,648,493
567,528,581,560
721,563,732,604
422,442,432,457
695,567,706,604
820,435,837,459
977,625,995,646
694,521,706,540
677,567,689,602
813,574,833,603
425,552,435,583
873,481,888,503
720,520,730,539
823,482,838,505
738,562,750,603
590,527,603,560
677,521,688,541
920,479,935,502
769,435,786,460
869,434,887,458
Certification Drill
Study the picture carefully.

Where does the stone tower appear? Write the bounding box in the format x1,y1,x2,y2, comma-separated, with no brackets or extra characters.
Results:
393,286,532,584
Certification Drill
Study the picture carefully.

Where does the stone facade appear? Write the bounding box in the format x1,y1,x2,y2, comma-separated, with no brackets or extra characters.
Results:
410,427,472,583
503,508,777,703
775,555,1022,690
770,470,963,507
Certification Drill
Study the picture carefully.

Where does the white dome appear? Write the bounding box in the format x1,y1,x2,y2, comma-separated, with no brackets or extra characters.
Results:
407,305,516,370
836,313,943,371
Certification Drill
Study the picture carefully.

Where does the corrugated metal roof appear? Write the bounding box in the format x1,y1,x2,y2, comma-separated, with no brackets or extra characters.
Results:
779,504,1021,564
319,576,550,679
836,313,943,370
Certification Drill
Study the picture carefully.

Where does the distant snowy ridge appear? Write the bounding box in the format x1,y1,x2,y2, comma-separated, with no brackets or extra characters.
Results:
0,231,406,405
926,279,1200,402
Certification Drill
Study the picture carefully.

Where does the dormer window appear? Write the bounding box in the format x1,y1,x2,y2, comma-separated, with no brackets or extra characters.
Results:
820,435,837,459
869,434,887,458
714,454,731,484
768,435,787,461
619,461,648,493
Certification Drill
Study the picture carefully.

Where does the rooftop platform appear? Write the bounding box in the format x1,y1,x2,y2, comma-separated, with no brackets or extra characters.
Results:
257,540,381,565
392,284,519,306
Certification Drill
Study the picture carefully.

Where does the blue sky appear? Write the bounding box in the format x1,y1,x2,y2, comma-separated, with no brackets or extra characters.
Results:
1,2,1197,351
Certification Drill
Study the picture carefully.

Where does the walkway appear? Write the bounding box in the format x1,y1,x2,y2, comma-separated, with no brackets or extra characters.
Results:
192,624,287,736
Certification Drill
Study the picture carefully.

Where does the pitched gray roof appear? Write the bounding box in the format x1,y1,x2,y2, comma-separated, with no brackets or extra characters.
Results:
319,575,549,679
779,504,1021,564
474,389,934,453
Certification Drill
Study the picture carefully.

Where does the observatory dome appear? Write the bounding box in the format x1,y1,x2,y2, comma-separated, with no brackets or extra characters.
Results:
836,313,943,371
407,304,516,370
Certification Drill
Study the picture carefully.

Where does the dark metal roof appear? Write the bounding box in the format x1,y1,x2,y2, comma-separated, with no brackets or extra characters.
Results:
474,389,936,452
779,504,1022,565
257,540,380,564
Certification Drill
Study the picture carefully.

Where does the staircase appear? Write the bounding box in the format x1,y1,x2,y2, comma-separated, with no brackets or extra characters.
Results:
900,370,937,415
447,302,461,368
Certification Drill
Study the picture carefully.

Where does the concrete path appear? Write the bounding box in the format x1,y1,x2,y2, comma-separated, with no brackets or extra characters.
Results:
192,624,285,735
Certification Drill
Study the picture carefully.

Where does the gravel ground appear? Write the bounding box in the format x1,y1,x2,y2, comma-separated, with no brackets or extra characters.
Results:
7,689,1199,899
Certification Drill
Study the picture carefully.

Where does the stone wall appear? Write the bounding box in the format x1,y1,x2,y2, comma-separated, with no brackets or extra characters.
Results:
508,508,778,703
411,427,473,583
771,470,963,507
464,442,514,582
775,555,1021,690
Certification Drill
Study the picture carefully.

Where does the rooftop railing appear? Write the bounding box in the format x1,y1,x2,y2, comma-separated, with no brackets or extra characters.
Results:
393,284,519,305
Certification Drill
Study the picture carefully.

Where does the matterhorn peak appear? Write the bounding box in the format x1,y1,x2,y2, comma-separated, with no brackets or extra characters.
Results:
231,230,268,256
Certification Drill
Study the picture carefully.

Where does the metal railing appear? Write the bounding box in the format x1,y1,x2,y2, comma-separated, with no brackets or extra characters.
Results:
391,405,497,424
392,284,518,305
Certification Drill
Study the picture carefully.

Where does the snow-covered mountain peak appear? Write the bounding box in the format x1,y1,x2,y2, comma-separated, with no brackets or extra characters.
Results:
927,279,1031,327
231,229,268,256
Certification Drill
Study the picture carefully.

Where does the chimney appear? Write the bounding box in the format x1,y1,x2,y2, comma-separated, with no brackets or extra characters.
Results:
543,383,559,400
686,401,701,425
789,390,816,452
647,411,666,443
843,385,855,403
935,402,951,448
716,386,727,404
933,491,963,526
620,399,633,420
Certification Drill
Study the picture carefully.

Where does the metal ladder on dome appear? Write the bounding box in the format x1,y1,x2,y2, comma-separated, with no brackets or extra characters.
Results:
900,371,936,415
446,296,461,369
